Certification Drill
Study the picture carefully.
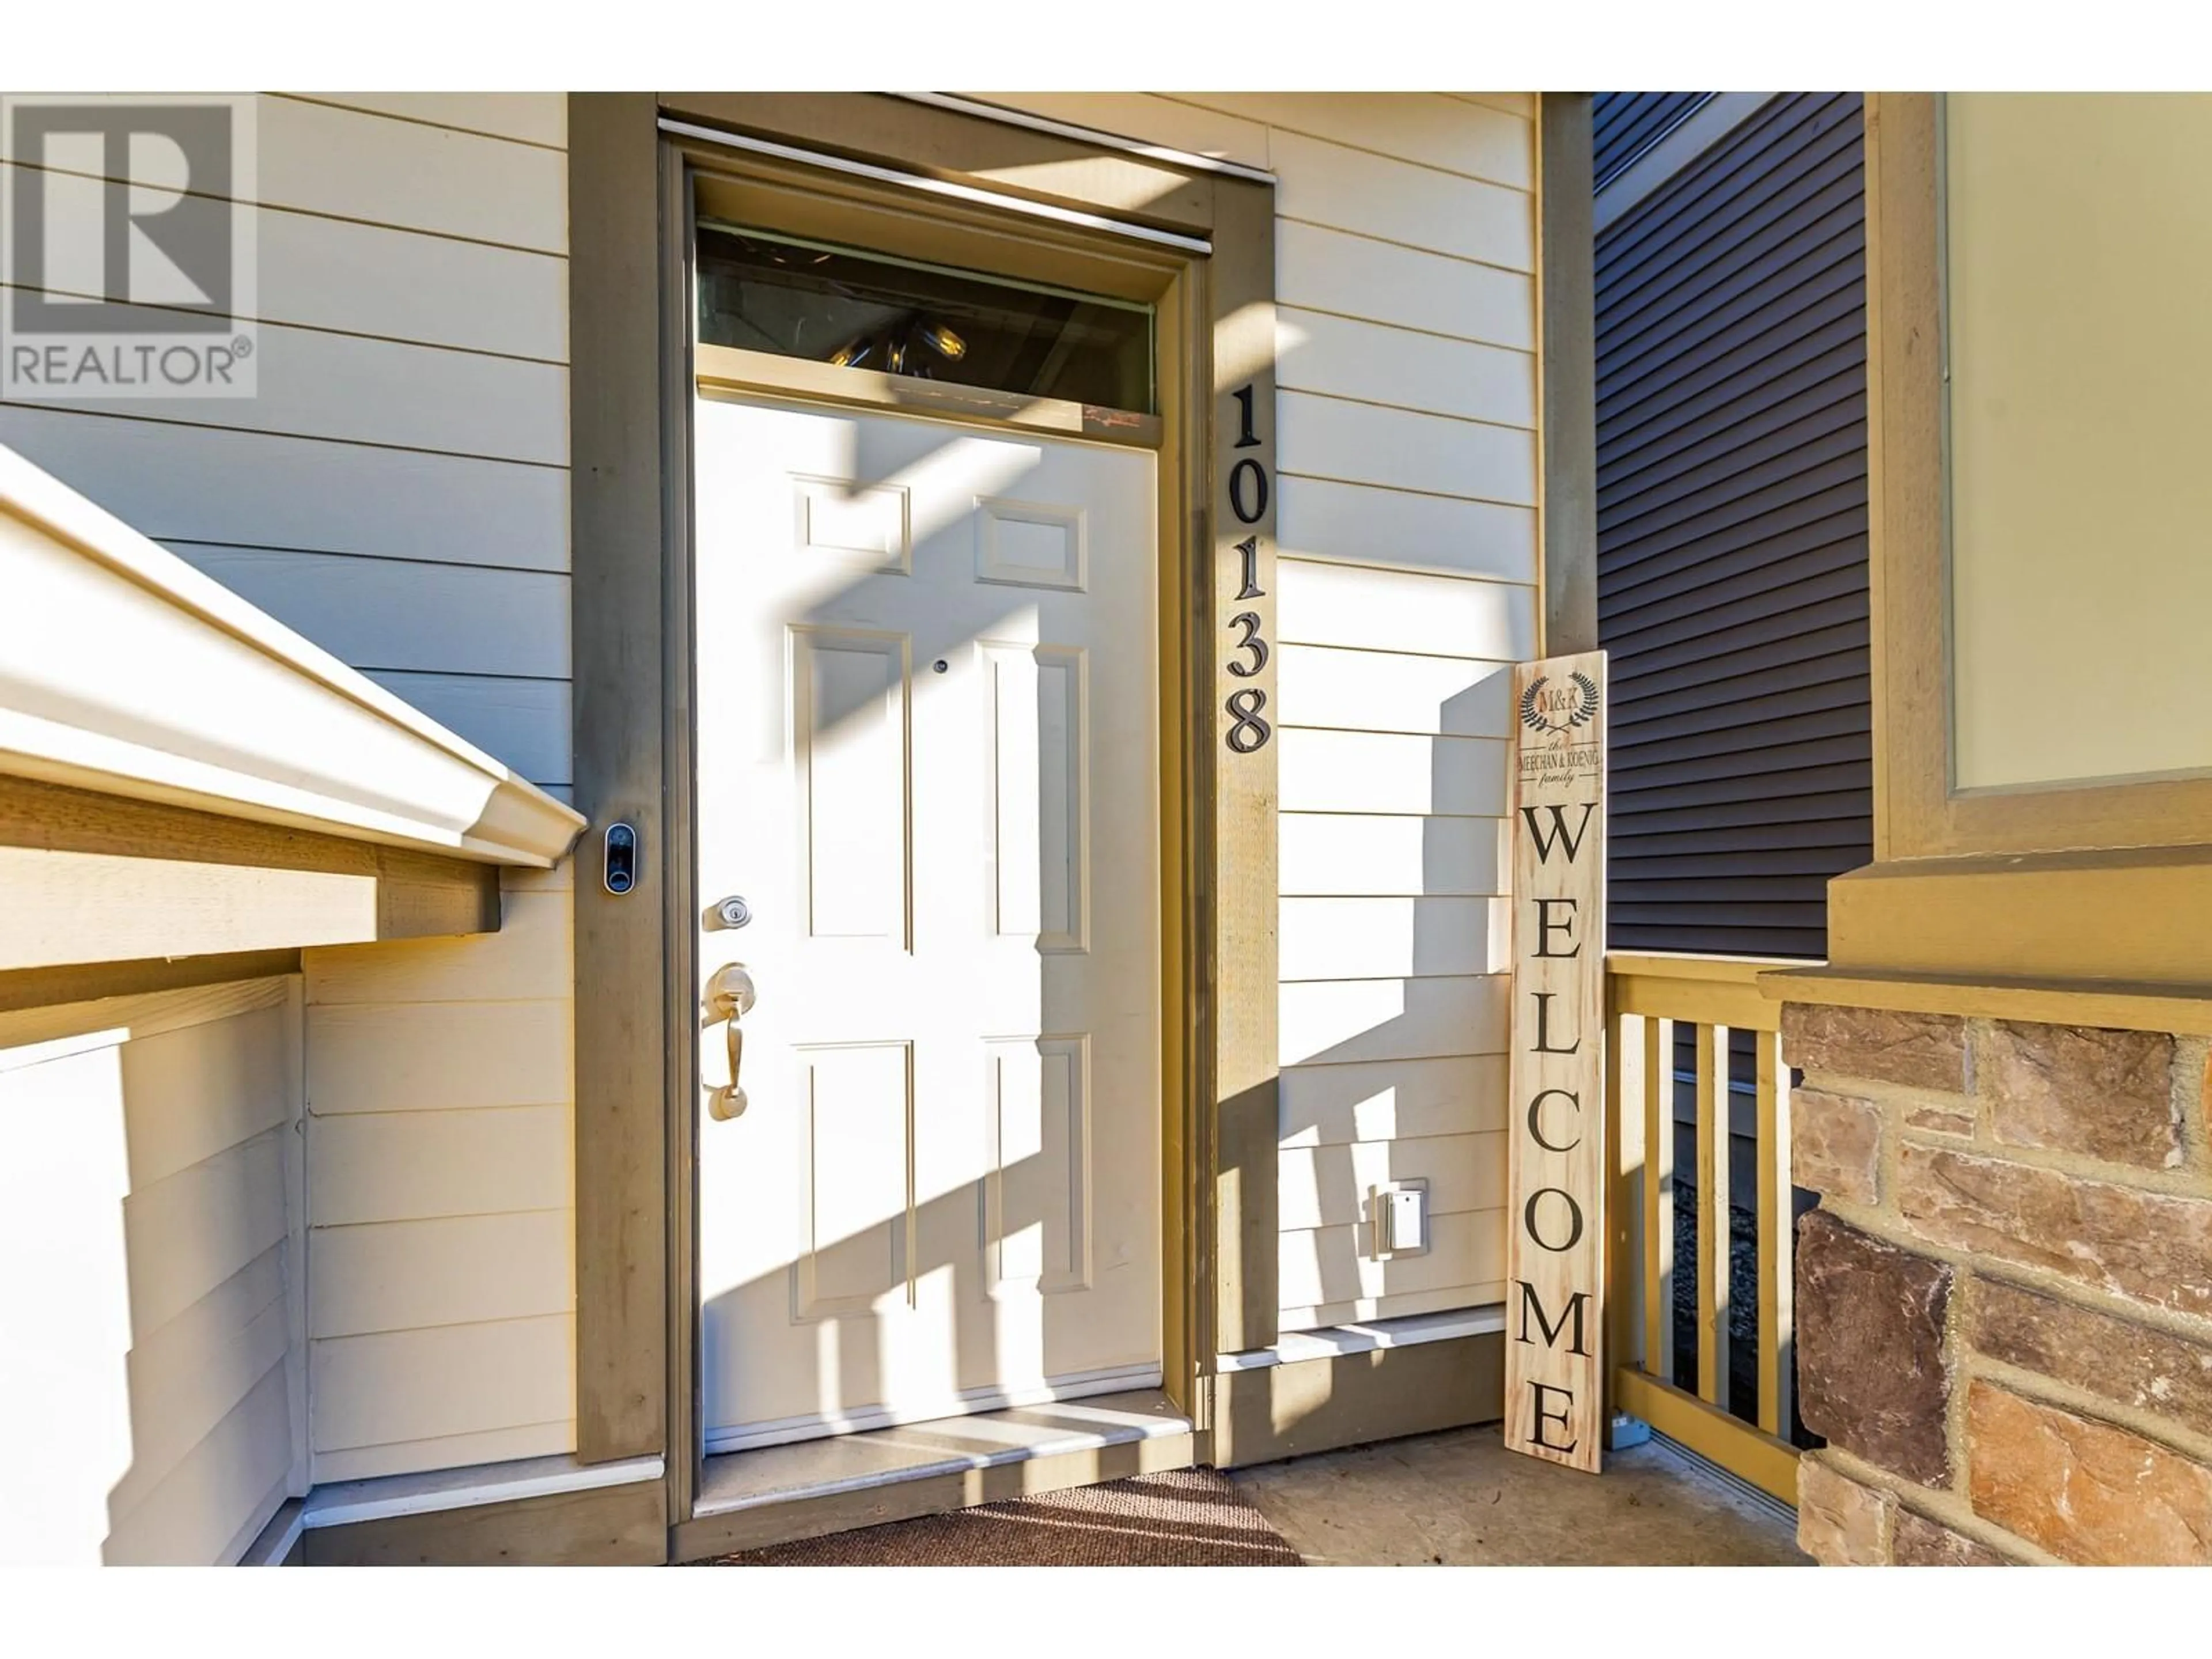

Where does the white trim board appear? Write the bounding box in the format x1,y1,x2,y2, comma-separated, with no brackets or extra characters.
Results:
1216,1304,1506,1373
1594,93,1779,234
298,1452,664,1531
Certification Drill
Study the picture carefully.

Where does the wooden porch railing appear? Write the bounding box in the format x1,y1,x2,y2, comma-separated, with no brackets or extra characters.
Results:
1604,952,1802,1504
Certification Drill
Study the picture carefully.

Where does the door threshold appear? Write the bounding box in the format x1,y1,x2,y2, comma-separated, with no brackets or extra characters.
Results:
675,1388,1193,1560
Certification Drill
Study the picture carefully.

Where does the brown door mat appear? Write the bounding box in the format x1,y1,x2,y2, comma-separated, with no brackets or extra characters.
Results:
695,1468,1305,1566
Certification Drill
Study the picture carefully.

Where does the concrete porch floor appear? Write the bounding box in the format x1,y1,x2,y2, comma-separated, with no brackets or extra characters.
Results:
1230,1425,1810,1566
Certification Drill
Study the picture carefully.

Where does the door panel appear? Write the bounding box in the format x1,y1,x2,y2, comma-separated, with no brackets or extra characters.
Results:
984,642,1086,949
694,396,1161,1452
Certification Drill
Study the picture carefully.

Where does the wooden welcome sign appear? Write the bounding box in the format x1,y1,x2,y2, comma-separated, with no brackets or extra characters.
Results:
1504,650,1608,1474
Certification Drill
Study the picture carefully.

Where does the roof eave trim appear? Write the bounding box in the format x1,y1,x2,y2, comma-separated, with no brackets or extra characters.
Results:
0,444,586,869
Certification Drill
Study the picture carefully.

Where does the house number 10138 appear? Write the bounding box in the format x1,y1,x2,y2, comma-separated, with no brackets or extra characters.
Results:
1225,382,1272,753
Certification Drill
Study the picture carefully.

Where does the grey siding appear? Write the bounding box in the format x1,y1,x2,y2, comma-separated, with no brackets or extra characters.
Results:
1593,92,1714,190
1594,91,1870,959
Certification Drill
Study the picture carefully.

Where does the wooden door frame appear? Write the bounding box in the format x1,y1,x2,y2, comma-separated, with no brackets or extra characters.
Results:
568,93,1281,1540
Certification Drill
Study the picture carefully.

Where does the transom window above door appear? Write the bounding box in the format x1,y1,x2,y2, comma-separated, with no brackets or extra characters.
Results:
695,223,1156,414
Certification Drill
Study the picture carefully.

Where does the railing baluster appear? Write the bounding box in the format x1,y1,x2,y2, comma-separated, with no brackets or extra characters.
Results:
1604,953,1803,1502
1756,1028,1794,1438
1641,1014,1675,1385
1696,1022,1731,1412
1611,1007,1646,1381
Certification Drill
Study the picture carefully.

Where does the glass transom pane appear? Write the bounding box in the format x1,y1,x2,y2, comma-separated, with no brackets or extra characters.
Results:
695,223,1156,415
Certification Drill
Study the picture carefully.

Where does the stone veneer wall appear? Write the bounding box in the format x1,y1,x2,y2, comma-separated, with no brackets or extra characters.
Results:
1781,1002,2212,1566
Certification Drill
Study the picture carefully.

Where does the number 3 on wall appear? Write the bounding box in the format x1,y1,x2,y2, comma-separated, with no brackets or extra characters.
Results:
1225,384,1272,753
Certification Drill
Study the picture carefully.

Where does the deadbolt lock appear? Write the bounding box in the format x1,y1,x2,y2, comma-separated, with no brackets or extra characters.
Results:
713,894,752,929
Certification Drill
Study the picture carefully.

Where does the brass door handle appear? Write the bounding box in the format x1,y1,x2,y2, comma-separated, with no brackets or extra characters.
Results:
708,1019,747,1121
706,962,756,1020
704,963,754,1120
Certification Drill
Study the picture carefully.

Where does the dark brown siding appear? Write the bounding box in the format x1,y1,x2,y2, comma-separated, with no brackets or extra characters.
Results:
1595,91,1870,959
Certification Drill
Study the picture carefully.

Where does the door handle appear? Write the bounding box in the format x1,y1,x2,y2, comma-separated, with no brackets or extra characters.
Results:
706,962,756,1020
704,963,755,1121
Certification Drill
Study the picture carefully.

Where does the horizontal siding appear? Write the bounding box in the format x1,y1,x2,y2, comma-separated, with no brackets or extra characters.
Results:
1171,92,1532,188
167,547,570,680
11,92,569,1492
108,1248,288,1521
1274,130,1533,271
1279,306,1535,427
1449,93,1536,118
302,878,571,1005
1279,389,1536,504
982,95,1546,1336
0,305,567,464
308,1105,571,1227
1279,1207,1505,1325
1276,645,1512,737
963,92,1271,168
1279,813,1503,899
310,1421,574,1485
0,90,571,802
124,1130,292,1339
308,1313,574,1460
302,861,575,1479
0,404,568,575
1278,558,1536,657
362,671,573,789
0,982,306,1564
1279,729,1506,817
310,1212,573,1339
1277,472,1533,582
1278,219,1535,352
103,1363,296,1567
305,999,571,1115
286,92,568,148
0,93,565,252
1279,1130,1507,1230
119,1002,292,1187
1279,896,1506,981
1593,92,1714,191
1279,1054,1509,1147
1286,1282,1510,1331
0,164,565,358
1280,975,1509,1069
1595,91,1871,957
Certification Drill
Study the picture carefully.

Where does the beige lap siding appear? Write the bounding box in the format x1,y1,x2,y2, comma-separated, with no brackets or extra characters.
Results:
301,859,575,1481
0,93,579,1479
969,94,1540,1330
0,92,573,794
0,981,308,1564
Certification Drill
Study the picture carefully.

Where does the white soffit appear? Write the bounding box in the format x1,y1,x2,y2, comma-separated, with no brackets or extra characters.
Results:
0,444,585,867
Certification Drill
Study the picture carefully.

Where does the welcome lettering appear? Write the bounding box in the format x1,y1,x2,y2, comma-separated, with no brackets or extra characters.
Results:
1503,652,1608,1474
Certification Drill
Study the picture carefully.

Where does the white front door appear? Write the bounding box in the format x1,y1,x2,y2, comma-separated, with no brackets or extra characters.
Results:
694,393,1162,1453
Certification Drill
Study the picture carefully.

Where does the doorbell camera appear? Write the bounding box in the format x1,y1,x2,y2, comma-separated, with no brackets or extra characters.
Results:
603,821,640,895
